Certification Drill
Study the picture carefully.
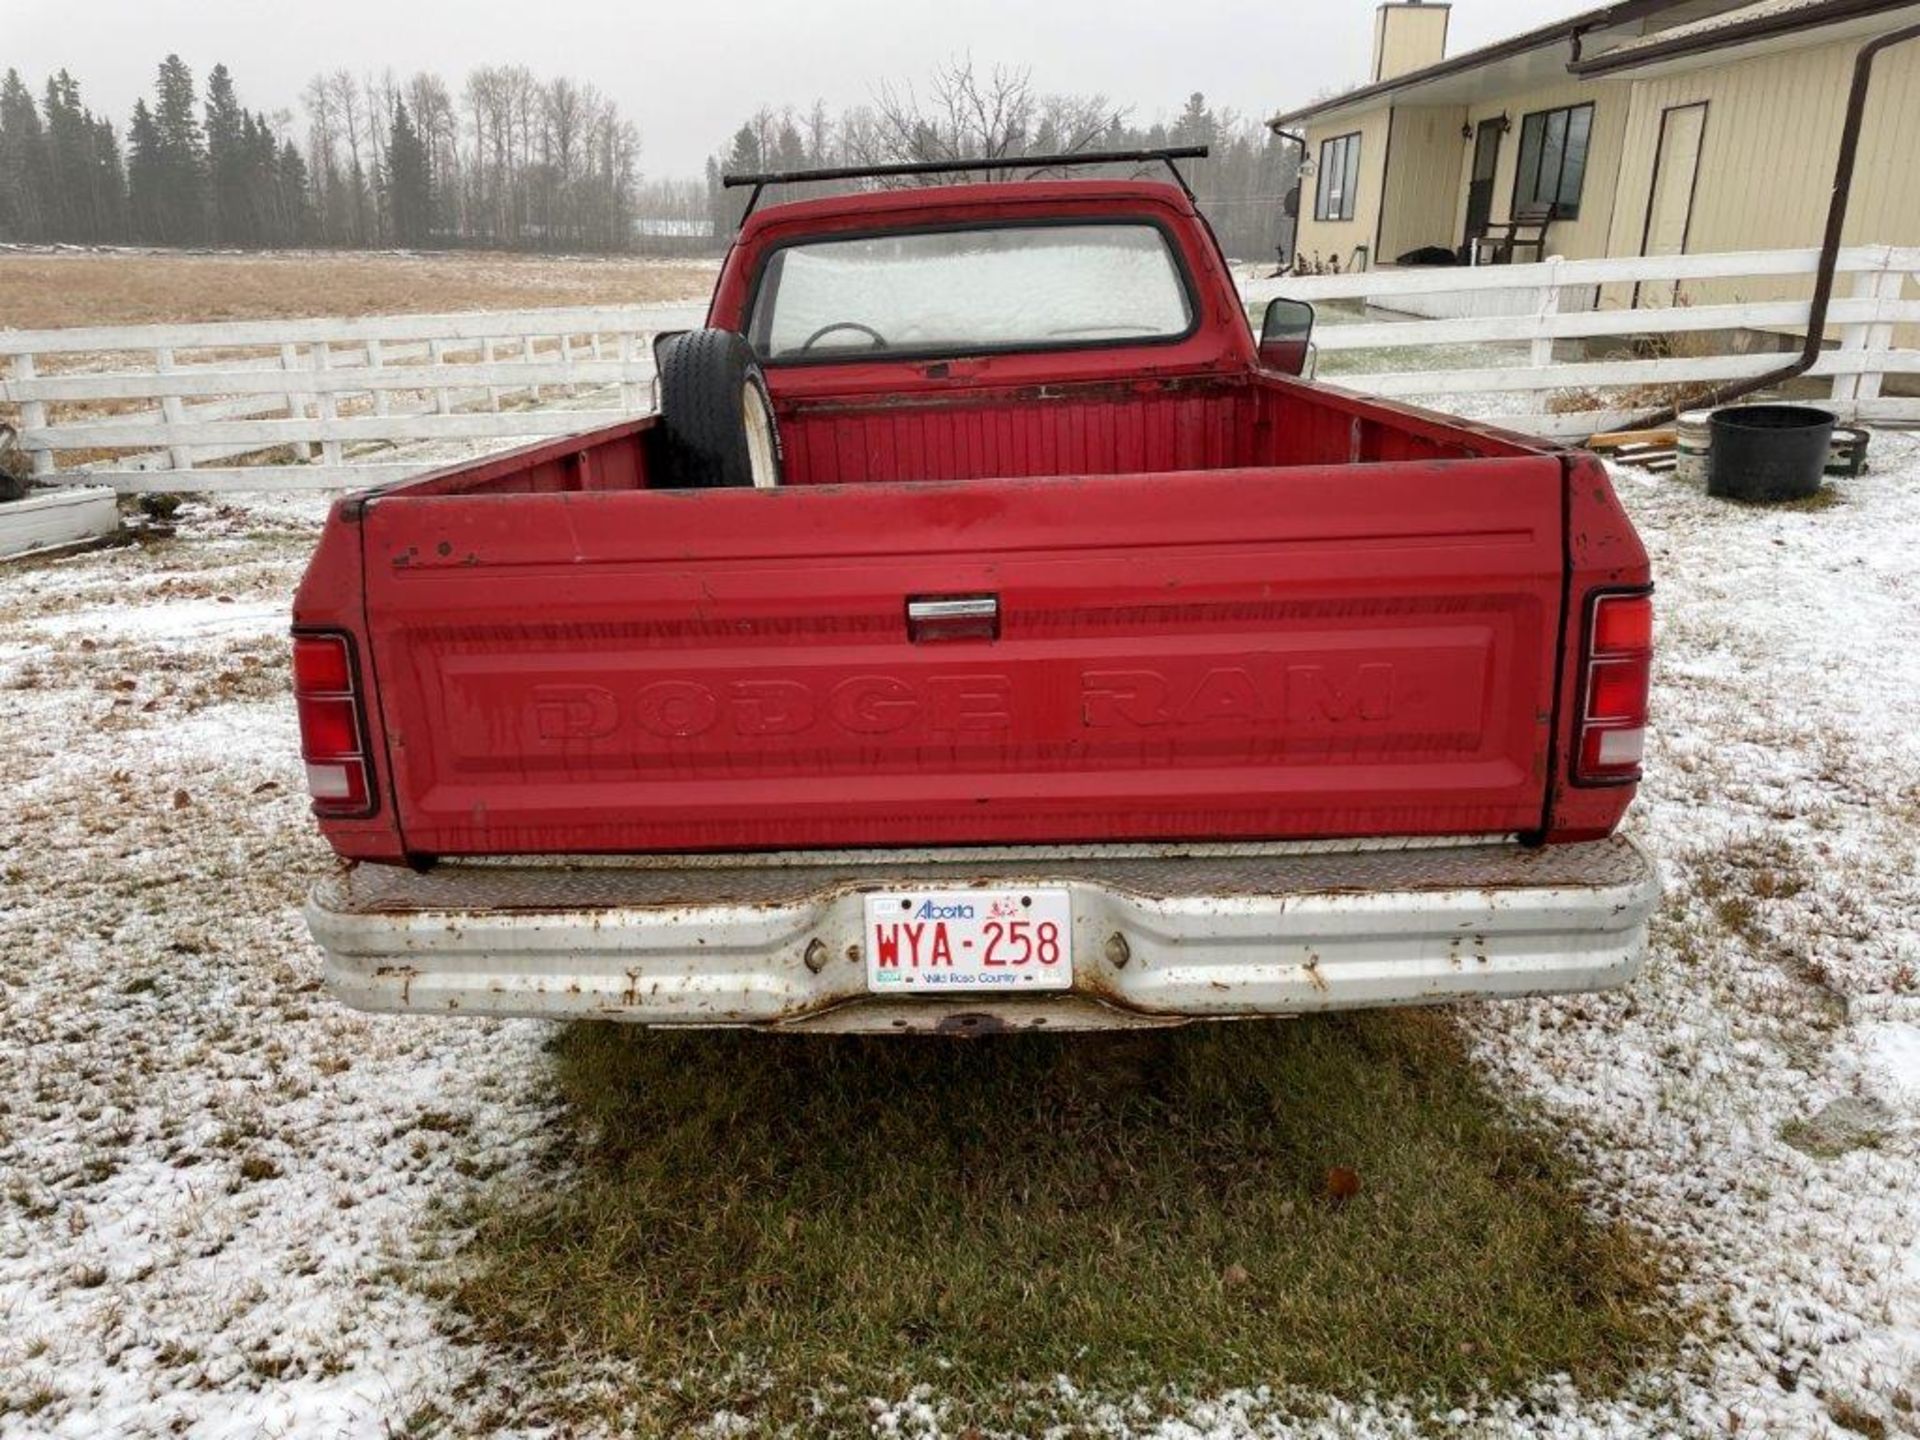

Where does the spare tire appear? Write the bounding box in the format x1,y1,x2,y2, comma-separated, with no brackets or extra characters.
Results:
653,329,783,489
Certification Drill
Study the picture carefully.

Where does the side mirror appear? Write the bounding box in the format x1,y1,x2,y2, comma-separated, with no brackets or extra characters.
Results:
1259,297,1316,377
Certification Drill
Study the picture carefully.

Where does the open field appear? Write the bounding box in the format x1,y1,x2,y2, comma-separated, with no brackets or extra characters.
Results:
2,437,1919,1436
0,247,718,329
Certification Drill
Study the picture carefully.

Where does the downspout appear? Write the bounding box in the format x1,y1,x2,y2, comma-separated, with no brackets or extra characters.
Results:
1611,20,1920,435
1270,124,1310,270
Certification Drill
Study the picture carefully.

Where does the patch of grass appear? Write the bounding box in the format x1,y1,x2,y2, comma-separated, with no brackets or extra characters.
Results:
399,1402,450,1438
2,1384,62,1418
152,1341,199,1369
1694,834,1808,938
137,493,184,522
1691,834,1847,1014
447,1013,1681,1434
1546,381,1723,420
1828,1396,1890,1438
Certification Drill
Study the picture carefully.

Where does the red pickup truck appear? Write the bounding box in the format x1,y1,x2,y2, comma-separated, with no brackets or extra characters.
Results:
295,154,1656,1035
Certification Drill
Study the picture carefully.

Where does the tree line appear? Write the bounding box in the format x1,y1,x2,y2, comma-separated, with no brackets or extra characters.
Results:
0,56,1297,261
0,56,641,252
700,64,1300,261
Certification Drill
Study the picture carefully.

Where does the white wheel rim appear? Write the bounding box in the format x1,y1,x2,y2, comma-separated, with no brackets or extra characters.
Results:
743,382,778,489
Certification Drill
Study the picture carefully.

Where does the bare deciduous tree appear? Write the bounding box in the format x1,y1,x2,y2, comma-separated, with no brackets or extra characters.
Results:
704,64,1298,261
862,58,1124,181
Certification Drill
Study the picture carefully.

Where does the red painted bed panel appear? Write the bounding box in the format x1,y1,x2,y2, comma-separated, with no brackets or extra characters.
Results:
354,456,1565,857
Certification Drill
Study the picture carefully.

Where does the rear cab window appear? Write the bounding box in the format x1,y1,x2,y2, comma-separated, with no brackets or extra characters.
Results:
747,222,1196,364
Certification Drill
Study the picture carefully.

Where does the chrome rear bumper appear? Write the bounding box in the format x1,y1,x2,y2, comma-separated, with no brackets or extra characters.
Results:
308,837,1658,1034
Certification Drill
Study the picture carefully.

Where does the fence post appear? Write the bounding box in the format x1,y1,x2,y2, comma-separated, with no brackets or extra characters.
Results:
429,338,452,416
279,343,315,461
312,342,343,467
485,339,502,411
619,332,642,412
367,338,390,418
14,353,55,478
154,347,194,474
1531,258,1563,372
1857,252,1902,407
1829,261,1876,413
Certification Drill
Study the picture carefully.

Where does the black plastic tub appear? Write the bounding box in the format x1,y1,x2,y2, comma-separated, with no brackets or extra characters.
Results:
1708,405,1835,502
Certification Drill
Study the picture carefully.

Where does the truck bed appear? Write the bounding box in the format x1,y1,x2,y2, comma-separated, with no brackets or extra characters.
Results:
294,373,1644,866
391,372,1534,497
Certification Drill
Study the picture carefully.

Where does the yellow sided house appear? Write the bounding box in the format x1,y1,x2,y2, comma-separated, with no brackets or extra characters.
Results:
1272,0,1920,279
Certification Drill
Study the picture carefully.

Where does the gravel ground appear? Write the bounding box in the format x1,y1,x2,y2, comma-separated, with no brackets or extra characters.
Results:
3,435,1919,1437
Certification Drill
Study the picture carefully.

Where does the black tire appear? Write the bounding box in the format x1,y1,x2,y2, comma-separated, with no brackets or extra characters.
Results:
0,423,29,502
653,329,783,489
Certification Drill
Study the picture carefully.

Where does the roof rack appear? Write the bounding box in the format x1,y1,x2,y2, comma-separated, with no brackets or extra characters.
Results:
722,145,1209,222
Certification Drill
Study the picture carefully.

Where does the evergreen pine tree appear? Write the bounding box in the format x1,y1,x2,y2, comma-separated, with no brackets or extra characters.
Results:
43,73,89,238
36,71,124,242
726,124,762,174
126,98,165,242
204,63,248,244
1170,92,1218,150
347,155,370,246
91,116,129,242
152,54,206,244
0,70,50,241
239,111,277,244
276,139,315,245
386,97,432,247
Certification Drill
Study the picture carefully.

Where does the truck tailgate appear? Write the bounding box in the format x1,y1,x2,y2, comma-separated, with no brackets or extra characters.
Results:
358,460,1565,855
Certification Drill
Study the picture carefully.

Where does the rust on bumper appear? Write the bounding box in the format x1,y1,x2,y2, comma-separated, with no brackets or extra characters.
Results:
306,837,1658,1033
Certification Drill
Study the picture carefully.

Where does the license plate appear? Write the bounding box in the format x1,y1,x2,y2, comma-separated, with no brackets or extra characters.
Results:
864,889,1073,993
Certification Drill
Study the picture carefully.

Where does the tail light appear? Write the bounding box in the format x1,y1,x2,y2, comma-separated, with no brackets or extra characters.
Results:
293,632,376,816
1575,590,1652,784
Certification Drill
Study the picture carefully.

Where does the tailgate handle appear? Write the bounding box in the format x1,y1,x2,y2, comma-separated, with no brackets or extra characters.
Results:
906,594,999,643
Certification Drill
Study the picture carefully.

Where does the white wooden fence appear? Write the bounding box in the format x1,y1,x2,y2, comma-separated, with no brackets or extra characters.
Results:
1244,243,1920,439
0,301,702,493
1,244,1916,491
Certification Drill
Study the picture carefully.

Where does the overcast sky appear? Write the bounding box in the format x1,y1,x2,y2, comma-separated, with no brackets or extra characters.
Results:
7,0,1593,176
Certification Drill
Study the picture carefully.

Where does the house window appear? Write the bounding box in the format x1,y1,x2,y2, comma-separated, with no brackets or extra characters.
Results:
1315,133,1362,223
1513,103,1595,219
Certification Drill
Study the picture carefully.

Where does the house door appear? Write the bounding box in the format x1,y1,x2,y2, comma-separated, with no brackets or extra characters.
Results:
1638,103,1708,303
1462,118,1504,250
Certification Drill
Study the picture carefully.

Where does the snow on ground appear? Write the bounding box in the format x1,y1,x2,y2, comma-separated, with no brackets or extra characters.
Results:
0,508,556,1437
1458,432,1920,1438
3,434,1920,1437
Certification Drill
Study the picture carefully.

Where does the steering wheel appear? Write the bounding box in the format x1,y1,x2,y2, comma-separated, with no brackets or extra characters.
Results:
799,320,888,352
